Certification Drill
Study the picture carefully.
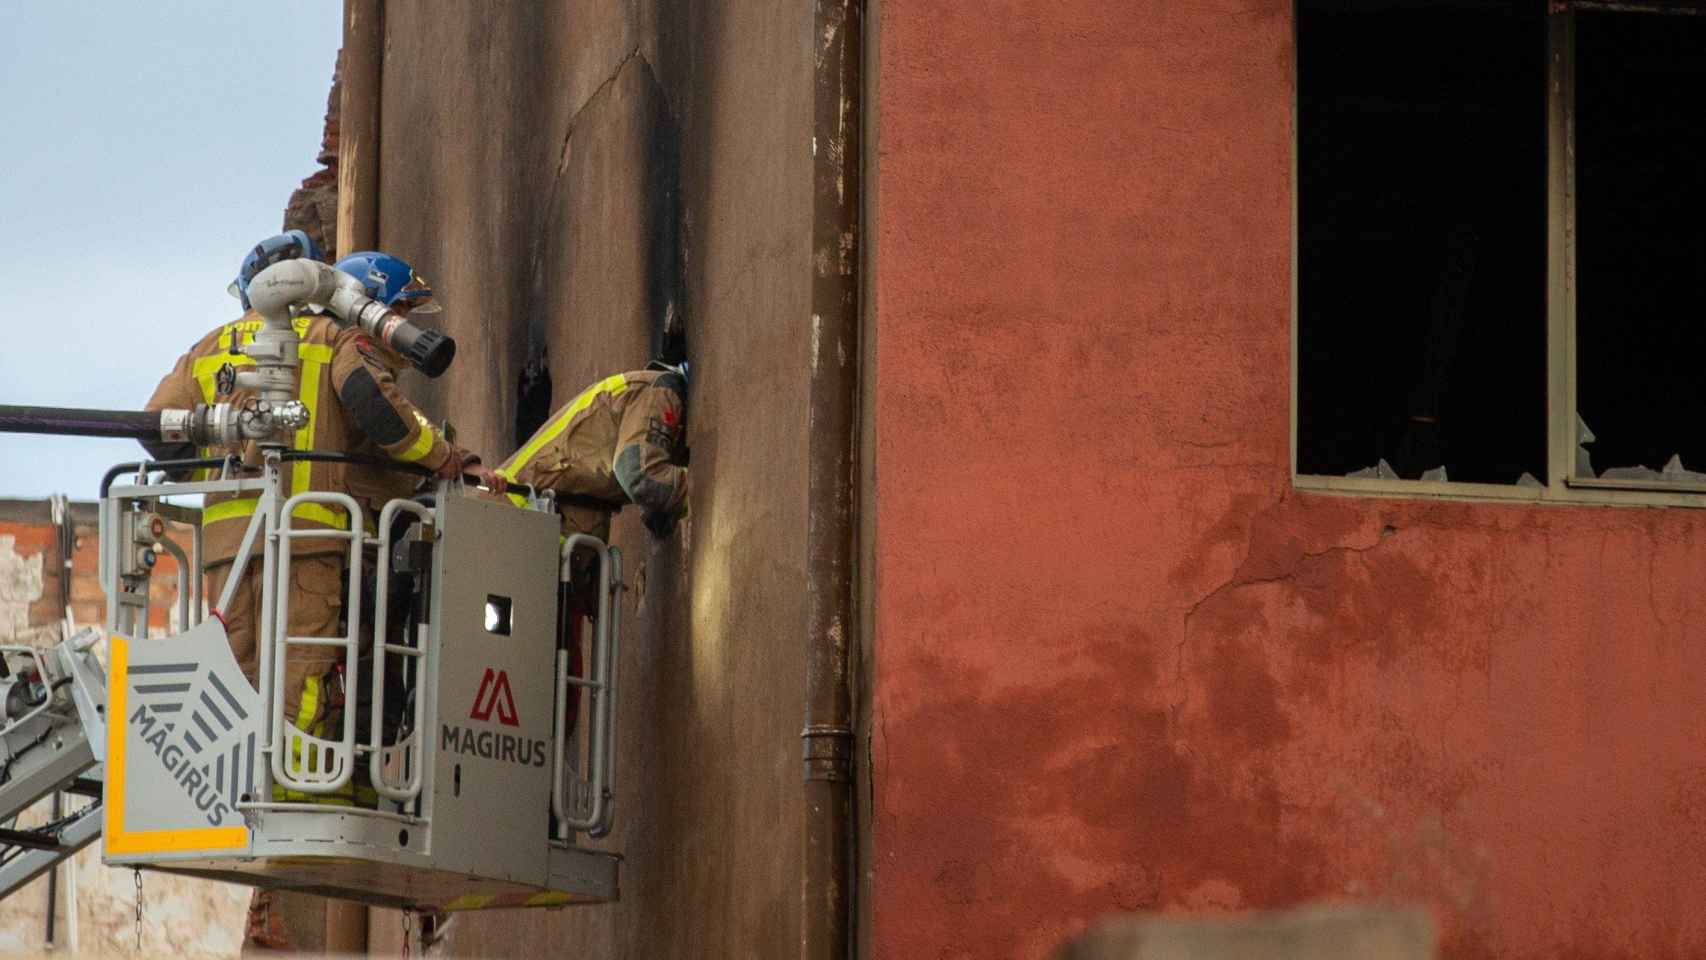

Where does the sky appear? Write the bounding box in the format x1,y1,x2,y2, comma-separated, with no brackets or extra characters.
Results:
0,1,342,500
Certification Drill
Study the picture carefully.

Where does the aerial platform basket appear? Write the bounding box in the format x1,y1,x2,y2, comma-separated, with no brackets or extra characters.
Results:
96,465,623,912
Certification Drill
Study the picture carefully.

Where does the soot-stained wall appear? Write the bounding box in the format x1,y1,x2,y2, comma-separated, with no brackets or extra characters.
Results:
871,2,1706,959
368,2,812,957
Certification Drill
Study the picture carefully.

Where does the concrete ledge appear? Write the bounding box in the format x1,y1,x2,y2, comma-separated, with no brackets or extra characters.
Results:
1056,905,1437,960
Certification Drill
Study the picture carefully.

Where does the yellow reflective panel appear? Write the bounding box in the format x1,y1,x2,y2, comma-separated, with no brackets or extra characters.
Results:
499,373,629,478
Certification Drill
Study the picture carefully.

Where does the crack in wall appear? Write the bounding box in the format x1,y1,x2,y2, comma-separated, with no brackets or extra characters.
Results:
524,44,683,380
1174,525,1401,685
526,46,650,332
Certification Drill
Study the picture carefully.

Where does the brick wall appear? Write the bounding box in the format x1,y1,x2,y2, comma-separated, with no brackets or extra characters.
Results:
0,499,247,958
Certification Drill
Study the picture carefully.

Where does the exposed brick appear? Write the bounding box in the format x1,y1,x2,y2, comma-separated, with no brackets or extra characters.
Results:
285,53,342,257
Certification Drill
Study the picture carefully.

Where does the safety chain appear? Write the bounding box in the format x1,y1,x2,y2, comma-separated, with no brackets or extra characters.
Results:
402,908,414,960
132,869,144,950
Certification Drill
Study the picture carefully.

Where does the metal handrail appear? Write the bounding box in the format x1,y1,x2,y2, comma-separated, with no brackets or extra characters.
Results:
154,535,191,631
598,546,622,838
269,492,364,794
551,534,620,836
369,499,435,802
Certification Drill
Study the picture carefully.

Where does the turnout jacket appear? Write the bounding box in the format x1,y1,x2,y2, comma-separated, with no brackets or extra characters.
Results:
498,369,689,529
146,311,469,566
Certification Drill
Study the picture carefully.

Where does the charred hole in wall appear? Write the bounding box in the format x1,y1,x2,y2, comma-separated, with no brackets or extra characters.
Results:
647,102,688,368
1297,0,1547,484
1575,11,1706,480
517,356,552,448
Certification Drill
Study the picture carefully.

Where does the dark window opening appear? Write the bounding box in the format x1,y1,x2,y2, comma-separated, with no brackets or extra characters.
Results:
1298,0,1547,484
1575,12,1706,481
515,354,552,449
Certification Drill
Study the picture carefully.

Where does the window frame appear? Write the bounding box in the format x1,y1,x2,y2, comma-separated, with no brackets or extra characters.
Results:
1291,0,1706,508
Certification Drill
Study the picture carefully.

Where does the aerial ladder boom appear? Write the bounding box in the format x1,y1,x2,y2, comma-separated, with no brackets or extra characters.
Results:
0,628,108,900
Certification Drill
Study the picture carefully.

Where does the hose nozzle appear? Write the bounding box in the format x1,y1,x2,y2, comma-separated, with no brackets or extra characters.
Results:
330,288,457,378
248,259,458,378
380,315,457,378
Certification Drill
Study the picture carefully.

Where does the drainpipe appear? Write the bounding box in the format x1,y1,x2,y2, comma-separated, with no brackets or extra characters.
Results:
328,1,381,955
337,0,382,257
803,0,863,958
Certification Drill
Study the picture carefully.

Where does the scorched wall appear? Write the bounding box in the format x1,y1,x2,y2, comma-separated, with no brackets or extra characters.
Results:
364,2,812,958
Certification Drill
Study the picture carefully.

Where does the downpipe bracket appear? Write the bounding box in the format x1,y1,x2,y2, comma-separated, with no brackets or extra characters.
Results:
801,724,854,783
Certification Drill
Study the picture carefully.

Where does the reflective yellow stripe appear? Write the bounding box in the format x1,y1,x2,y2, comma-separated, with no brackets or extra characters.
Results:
498,373,629,481
191,342,332,405
193,355,228,403
290,675,322,775
445,895,496,912
525,892,573,908
270,782,376,805
193,335,333,503
296,675,321,738
203,498,257,525
290,352,326,497
204,497,355,531
507,492,529,508
212,315,314,351
398,411,437,463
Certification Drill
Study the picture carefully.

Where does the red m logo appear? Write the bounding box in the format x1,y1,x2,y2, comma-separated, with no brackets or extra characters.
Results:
470,668,519,727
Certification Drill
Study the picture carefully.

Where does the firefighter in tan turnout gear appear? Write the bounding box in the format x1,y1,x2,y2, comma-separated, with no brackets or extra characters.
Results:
144,238,502,951
498,361,689,738
147,240,497,737
498,361,690,542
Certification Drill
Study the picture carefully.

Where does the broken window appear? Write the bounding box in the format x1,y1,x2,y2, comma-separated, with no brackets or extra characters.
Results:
1297,0,1548,484
1297,0,1706,496
1573,10,1706,484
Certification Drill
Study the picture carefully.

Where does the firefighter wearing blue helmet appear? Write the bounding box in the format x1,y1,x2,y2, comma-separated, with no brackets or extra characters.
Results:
332,250,442,312
146,239,501,950
228,229,322,309
146,239,500,761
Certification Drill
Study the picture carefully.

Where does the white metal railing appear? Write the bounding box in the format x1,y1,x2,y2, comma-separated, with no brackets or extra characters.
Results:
369,499,435,802
269,492,364,795
551,534,622,838
102,474,263,641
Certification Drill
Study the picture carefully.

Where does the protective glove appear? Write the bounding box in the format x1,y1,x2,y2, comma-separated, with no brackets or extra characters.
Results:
642,509,679,540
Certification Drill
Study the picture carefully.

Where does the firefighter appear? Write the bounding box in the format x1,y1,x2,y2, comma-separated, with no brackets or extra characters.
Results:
497,360,690,543
495,361,688,748
143,236,501,786
145,238,504,953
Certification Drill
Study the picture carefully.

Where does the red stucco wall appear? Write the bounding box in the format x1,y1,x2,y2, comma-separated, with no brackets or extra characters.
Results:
870,3,1706,958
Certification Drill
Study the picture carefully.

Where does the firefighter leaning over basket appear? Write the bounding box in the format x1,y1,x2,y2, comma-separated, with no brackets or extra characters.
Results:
499,359,690,543
497,357,689,737
141,232,504,786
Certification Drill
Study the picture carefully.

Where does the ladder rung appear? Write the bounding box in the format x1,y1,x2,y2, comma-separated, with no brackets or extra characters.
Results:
285,636,355,647
278,528,360,541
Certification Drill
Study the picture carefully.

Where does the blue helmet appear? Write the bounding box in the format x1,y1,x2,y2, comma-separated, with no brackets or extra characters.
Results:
230,230,321,310
332,251,441,313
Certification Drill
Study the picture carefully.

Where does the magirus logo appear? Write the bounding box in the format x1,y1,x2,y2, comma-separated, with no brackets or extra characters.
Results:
469,668,519,726
440,667,547,768
127,665,254,826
